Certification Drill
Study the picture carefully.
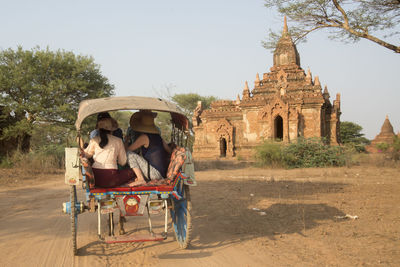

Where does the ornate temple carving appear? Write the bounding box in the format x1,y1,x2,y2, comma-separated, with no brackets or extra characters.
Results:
215,118,235,157
193,17,341,159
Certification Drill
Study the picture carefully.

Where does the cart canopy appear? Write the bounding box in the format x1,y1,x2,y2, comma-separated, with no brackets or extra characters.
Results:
75,96,189,131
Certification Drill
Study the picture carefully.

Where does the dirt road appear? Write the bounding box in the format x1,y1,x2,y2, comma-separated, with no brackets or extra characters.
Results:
0,166,399,266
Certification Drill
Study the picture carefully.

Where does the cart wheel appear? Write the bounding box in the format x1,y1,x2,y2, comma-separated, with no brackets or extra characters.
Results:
70,185,78,255
171,184,192,249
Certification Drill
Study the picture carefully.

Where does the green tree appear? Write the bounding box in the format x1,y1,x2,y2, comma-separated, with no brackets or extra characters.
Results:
263,0,400,53
171,93,218,118
0,46,114,151
340,121,370,151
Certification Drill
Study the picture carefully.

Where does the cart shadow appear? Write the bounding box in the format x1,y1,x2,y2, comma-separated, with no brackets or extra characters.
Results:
76,223,188,257
195,160,253,171
189,179,348,250
0,177,348,260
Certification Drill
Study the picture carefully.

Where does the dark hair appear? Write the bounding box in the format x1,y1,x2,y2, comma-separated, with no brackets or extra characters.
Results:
97,112,111,122
99,128,111,148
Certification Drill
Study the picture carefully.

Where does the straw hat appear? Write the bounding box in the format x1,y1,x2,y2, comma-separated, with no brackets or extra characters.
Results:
97,118,118,132
129,110,157,129
131,113,159,134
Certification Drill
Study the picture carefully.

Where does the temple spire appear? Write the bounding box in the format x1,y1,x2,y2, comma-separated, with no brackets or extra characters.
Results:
323,85,330,100
305,68,312,84
255,73,260,86
381,115,394,134
242,81,250,99
273,17,300,67
283,16,288,34
314,76,320,86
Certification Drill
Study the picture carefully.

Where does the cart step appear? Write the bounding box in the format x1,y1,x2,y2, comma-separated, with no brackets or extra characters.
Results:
105,233,165,243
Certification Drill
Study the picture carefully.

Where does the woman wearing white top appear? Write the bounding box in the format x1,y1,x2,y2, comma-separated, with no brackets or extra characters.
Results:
82,118,135,187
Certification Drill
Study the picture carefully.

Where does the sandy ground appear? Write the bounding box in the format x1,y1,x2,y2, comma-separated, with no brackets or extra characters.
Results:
0,165,399,267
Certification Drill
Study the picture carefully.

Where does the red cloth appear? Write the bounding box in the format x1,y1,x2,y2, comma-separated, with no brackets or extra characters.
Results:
92,168,135,188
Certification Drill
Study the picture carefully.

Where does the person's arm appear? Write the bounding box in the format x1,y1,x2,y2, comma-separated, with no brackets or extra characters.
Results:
82,139,95,158
117,139,127,166
127,134,149,151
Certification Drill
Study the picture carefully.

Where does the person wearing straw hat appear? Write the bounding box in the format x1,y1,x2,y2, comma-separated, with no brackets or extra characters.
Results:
126,112,171,186
90,112,123,140
82,118,135,187
123,110,158,149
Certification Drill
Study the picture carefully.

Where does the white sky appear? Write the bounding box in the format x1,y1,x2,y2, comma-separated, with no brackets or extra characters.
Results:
1,0,399,139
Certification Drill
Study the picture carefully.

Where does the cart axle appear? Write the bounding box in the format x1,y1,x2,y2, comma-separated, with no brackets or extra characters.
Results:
62,201,86,215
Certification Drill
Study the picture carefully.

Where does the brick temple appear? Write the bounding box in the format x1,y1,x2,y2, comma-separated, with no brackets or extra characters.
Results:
366,115,398,153
192,18,341,159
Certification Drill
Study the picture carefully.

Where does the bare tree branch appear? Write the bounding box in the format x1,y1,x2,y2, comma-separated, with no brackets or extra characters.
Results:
264,0,400,53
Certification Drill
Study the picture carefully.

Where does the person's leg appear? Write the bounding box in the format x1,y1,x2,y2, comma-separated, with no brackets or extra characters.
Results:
126,152,164,186
126,167,145,186
114,168,136,186
127,152,149,186
92,168,117,187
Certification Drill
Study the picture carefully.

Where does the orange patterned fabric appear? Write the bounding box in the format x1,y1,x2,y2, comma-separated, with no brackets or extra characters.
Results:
80,156,95,188
166,147,186,181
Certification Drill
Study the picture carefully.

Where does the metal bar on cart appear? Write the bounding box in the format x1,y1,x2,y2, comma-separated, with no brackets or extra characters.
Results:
97,202,101,238
146,203,153,234
109,213,114,236
164,199,168,233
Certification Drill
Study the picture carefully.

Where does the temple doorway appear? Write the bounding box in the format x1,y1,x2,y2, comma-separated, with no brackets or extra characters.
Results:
274,115,283,140
220,138,227,157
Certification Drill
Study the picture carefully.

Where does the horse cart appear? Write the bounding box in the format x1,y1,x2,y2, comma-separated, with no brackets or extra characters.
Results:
62,96,196,255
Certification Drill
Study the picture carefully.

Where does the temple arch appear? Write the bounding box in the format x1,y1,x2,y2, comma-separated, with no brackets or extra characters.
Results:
215,118,235,157
274,115,283,140
220,137,227,157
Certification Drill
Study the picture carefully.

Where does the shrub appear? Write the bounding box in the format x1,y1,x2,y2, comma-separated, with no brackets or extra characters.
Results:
376,142,390,153
254,138,348,168
0,156,13,168
282,138,346,168
254,141,284,167
391,136,400,161
1,144,65,172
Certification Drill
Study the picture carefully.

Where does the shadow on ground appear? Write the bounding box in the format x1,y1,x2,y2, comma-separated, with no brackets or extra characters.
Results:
0,178,347,257
188,179,347,250
194,160,254,171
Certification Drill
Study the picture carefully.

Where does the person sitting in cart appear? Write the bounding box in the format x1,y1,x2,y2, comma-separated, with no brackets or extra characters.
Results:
125,112,171,186
81,117,135,187
123,110,158,149
90,112,123,140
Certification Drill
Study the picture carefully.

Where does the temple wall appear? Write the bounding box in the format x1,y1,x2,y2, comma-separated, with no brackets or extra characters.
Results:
288,120,298,141
301,108,321,138
242,110,261,143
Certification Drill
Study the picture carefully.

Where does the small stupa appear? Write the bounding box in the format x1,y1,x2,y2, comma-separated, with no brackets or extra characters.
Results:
366,115,396,153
